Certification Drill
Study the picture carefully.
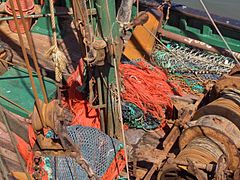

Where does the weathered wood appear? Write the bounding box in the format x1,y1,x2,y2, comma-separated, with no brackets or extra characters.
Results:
0,147,19,164
0,108,29,143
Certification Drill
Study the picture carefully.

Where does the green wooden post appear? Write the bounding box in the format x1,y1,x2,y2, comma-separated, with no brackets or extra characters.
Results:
94,0,123,138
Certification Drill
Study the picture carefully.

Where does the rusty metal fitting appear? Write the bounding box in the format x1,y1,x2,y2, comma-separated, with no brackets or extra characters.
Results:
208,75,240,102
32,99,65,132
192,115,240,147
166,158,215,172
158,126,238,179
229,64,240,76
157,163,207,180
178,125,239,171
91,39,107,66
193,97,240,130
33,151,42,165
93,39,107,50
131,11,149,27
83,47,97,64
160,72,240,179
32,151,44,180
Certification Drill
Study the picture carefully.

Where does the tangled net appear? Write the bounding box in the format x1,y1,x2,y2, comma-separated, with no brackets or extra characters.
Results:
153,43,236,92
120,58,183,129
45,126,125,180
122,102,161,130
16,125,125,180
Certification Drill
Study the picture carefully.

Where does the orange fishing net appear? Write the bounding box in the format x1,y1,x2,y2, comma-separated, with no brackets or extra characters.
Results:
63,59,100,129
120,59,183,122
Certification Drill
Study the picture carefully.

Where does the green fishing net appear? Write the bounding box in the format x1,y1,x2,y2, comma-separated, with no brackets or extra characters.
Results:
153,43,235,93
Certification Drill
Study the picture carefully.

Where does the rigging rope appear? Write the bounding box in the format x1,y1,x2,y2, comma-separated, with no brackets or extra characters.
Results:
199,0,239,64
47,0,67,82
106,0,130,175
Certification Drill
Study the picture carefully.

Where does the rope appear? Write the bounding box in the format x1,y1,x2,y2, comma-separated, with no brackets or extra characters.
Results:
105,0,130,177
113,57,130,180
120,59,183,121
199,0,239,64
47,0,67,82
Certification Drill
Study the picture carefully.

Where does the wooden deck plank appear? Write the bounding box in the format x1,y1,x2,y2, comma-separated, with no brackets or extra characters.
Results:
0,13,82,75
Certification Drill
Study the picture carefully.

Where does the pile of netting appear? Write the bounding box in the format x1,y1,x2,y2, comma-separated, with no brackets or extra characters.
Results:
14,59,126,179
45,126,125,180
62,59,100,129
16,125,125,180
120,58,184,130
153,43,236,93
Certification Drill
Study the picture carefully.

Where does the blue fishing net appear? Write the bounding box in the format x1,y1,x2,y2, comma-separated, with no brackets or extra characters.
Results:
44,125,123,180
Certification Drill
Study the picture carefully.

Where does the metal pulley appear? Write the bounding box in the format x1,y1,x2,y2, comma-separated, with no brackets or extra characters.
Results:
31,99,66,132
159,70,240,179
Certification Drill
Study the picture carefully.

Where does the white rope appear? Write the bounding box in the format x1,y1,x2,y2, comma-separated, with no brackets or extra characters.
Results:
199,0,239,64
105,0,130,177
47,0,67,82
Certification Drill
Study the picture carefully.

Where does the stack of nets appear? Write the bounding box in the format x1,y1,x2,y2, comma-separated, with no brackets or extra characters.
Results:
120,58,183,130
153,43,236,93
43,126,125,180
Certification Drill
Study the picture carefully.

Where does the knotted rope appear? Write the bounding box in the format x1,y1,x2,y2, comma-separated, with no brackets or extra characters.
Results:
47,0,67,82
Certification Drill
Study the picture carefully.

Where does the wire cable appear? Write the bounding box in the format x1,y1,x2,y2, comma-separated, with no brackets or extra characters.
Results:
106,0,130,177
199,0,239,64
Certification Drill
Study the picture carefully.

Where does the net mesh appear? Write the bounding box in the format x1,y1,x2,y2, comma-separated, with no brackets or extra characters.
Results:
153,43,236,93
122,102,161,130
45,125,123,179
153,43,235,77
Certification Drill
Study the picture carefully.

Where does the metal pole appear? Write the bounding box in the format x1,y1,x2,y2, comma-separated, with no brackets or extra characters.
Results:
97,68,105,132
159,29,240,61
0,12,72,21
15,0,48,104
0,94,31,114
8,0,45,125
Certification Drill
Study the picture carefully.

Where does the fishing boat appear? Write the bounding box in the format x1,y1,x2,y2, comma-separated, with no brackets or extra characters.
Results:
0,0,240,179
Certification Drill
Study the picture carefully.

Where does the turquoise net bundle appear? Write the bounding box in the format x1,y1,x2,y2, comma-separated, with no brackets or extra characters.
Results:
122,102,161,130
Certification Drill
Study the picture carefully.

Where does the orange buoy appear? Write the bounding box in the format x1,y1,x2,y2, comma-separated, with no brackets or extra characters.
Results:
5,0,35,33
